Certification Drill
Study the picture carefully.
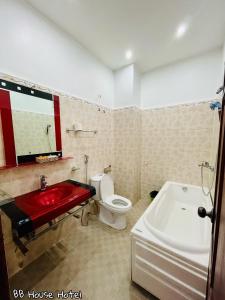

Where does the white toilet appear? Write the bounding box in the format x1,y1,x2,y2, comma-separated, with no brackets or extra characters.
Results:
91,174,132,230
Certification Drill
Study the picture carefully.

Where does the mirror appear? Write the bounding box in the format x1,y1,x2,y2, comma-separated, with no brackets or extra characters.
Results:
0,79,62,167
11,92,56,156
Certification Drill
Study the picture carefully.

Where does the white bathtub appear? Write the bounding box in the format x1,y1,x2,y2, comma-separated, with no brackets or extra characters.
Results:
131,181,212,300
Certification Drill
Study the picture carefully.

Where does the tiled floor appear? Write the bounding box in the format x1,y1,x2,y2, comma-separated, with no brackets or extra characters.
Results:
9,199,157,300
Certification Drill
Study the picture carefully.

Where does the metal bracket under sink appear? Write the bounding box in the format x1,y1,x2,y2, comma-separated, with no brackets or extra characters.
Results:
13,201,89,256
12,229,29,255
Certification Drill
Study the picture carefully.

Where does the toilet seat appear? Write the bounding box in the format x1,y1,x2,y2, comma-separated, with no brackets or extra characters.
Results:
103,194,132,213
100,174,132,213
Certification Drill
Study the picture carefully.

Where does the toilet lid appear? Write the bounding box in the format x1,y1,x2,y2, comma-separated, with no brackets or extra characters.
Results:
100,174,114,201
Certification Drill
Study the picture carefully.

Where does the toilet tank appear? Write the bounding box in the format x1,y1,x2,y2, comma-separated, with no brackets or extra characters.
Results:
90,174,104,200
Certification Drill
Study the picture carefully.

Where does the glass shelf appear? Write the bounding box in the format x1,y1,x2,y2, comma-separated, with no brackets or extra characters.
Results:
0,157,73,171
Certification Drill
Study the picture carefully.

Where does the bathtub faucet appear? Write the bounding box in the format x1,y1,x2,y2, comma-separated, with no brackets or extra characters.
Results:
198,161,214,172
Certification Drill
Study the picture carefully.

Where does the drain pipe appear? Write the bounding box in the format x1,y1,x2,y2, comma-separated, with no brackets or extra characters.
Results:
81,154,98,225
84,154,89,184
81,154,89,226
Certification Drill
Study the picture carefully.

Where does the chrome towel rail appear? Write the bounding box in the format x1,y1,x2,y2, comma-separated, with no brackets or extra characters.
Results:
13,201,89,255
66,128,97,134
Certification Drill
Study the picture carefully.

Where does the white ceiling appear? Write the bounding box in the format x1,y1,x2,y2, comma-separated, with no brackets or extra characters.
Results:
26,0,225,72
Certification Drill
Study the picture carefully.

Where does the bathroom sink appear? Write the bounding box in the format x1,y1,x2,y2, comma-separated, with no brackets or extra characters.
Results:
1,180,96,237
26,184,76,208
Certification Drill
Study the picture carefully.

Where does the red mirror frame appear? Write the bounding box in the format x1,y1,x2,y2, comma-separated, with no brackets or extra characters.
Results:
0,86,62,167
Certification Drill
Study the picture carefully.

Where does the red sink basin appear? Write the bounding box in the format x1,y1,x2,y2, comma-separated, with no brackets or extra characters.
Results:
15,181,94,229
28,185,75,208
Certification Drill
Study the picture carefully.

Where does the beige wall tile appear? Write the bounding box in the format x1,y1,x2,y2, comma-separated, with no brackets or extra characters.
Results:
0,74,220,277
113,107,141,205
141,102,219,199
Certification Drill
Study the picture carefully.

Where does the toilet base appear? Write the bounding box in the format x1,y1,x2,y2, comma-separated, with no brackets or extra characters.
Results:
99,205,127,230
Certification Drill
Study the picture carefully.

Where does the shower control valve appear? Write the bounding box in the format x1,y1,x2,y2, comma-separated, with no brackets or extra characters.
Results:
198,161,214,172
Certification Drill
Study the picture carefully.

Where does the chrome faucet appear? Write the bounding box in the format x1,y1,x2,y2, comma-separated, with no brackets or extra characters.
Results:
40,175,48,191
198,161,214,172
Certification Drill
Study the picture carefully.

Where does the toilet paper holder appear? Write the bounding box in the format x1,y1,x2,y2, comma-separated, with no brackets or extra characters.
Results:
104,165,112,173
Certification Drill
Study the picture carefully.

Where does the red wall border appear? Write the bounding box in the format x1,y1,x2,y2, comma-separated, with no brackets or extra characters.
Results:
0,89,16,166
53,95,62,152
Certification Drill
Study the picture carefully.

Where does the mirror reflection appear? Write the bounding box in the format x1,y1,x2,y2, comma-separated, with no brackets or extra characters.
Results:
10,92,56,157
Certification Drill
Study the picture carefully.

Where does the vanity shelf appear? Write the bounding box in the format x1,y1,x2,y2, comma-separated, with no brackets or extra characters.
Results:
0,156,73,171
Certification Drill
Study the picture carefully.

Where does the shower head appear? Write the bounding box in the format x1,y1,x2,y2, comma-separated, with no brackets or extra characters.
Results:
216,86,224,95
46,124,52,134
210,101,222,111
